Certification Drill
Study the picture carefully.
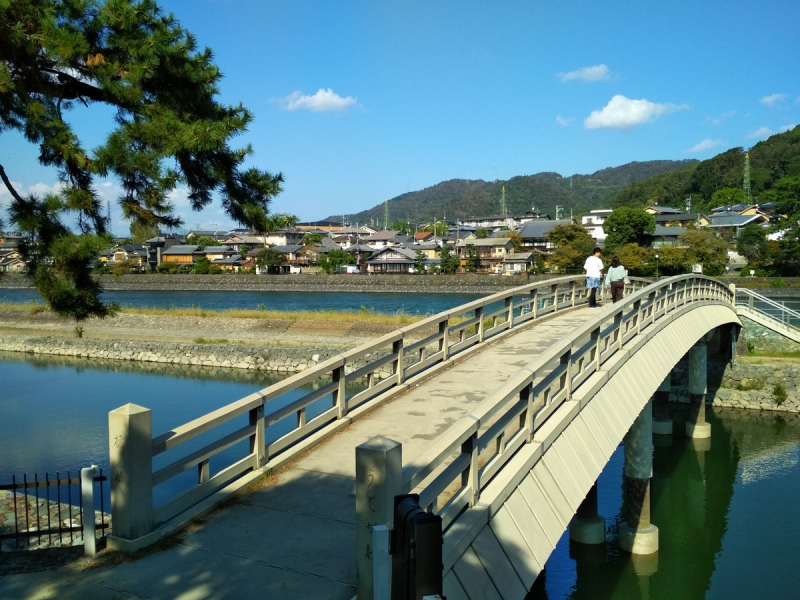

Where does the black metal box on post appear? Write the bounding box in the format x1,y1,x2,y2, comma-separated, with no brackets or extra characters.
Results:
391,494,443,600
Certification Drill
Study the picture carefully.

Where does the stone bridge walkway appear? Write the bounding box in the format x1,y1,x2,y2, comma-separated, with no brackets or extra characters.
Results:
0,309,595,600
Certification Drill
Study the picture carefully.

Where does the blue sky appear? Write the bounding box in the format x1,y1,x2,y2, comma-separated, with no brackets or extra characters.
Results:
2,0,799,234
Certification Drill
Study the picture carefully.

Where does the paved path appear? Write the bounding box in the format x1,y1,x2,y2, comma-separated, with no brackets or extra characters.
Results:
0,309,593,600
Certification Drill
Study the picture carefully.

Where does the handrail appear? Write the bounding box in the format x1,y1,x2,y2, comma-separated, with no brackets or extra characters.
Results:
735,287,800,328
112,274,654,534
398,275,735,531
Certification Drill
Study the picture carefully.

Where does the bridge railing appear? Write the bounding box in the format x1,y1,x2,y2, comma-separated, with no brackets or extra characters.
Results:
109,274,652,546
735,287,800,329
399,275,734,531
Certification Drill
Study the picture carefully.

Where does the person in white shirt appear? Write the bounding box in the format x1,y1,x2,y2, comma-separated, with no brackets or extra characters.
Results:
583,247,603,309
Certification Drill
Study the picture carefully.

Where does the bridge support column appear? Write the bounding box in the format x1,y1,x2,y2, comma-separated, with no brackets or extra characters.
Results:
686,339,712,440
356,436,402,600
569,482,605,544
619,399,658,555
652,374,672,436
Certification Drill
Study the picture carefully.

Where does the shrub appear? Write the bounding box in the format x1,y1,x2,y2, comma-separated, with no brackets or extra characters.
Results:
774,382,788,405
771,278,787,288
736,377,764,391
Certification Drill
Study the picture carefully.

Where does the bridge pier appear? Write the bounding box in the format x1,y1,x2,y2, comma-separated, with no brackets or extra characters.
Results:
652,375,673,436
686,338,712,439
569,482,605,545
619,399,659,555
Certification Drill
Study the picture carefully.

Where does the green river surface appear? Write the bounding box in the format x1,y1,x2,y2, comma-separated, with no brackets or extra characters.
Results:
2,354,799,598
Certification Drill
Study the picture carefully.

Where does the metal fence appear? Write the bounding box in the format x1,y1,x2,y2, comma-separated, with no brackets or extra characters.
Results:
0,467,109,556
735,287,800,329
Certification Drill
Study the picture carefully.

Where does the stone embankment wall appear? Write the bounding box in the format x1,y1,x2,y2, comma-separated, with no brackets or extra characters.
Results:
668,355,800,413
737,315,800,354
0,336,353,375
1,273,539,294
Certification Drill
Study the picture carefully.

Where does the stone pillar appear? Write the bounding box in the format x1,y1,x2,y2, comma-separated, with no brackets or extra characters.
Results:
619,399,658,555
652,374,673,436
107,404,155,552
569,482,605,544
686,339,712,439
356,436,402,600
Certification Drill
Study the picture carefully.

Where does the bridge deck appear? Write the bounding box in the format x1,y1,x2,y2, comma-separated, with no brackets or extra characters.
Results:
1,309,594,600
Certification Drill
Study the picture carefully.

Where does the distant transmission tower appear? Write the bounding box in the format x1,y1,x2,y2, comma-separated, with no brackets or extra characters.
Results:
500,186,507,215
743,152,752,203
383,199,389,230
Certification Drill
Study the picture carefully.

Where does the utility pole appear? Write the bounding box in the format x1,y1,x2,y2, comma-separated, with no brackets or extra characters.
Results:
555,205,564,220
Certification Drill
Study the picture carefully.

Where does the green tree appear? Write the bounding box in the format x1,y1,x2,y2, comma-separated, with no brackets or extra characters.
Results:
129,221,160,244
423,221,448,237
547,223,595,258
710,187,748,209
603,207,656,252
475,228,490,239
615,244,653,276
652,245,690,276
318,249,354,274
737,224,769,265
680,229,728,276
255,247,287,274
1,0,283,320
438,245,459,274
265,213,299,232
191,236,216,249
413,251,427,274
763,176,800,275
301,232,324,246
464,244,479,272
548,245,584,272
392,221,411,234
507,231,524,252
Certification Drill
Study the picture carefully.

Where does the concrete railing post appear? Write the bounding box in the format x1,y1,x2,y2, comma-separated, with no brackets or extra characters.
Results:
80,465,99,556
107,403,155,552
356,436,402,600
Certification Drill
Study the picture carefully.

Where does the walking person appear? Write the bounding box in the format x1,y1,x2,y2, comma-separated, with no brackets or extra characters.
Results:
583,247,603,309
604,256,628,303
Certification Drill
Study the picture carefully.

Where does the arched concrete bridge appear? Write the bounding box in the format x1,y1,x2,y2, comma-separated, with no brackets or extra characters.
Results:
1,275,741,600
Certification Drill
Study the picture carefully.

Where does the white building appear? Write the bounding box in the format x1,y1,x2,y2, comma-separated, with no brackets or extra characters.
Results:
581,209,613,242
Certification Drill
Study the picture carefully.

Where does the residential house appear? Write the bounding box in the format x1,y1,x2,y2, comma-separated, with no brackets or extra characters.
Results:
109,244,148,270
643,226,686,248
708,211,769,238
517,219,574,251
581,209,613,242
201,246,240,262
366,246,417,274
186,230,229,242
502,252,535,274
413,231,435,243
461,214,519,230
653,212,709,228
456,238,516,273
144,234,183,269
363,230,404,250
213,255,248,272
406,242,439,259
0,249,26,273
221,235,265,253
264,227,306,247
160,245,205,266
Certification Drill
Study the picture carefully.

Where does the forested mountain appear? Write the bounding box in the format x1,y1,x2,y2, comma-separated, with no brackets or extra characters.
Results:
329,160,697,226
610,126,800,213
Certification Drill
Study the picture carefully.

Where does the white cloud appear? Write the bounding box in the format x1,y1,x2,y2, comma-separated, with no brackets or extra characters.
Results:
708,110,736,125
555,115,574,126
558,64,611,83
760,93,787,107
685,139,724,154
584,95,688,130
746,126,774,139
275,88,358,112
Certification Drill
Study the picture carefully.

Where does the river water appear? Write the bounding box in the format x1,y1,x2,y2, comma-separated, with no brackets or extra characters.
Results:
0,288,482,315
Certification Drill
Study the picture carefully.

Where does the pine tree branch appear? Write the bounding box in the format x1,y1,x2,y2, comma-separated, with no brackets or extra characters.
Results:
0,163,24,203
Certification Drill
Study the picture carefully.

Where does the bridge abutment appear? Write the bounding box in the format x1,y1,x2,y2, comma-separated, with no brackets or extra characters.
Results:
619,399,659,555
